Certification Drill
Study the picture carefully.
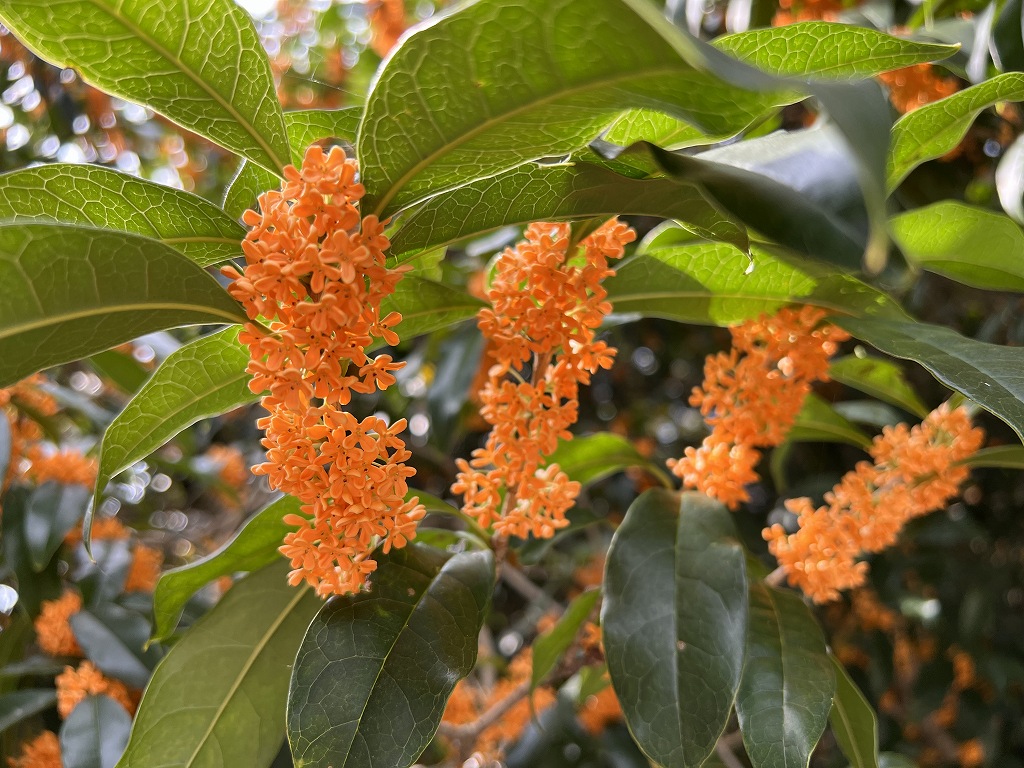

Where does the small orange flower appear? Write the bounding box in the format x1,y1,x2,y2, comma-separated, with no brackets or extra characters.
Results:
23,445,97,487
368,0,406,58
879,65,959,114
7,731,61,768
55,661,136,718
64,516,130,546
125,544,163,593
34,591,82,658
204,444,248,489
578,685,623,735
958,739,985,768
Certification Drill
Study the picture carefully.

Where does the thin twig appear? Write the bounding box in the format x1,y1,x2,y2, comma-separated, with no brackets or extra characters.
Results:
764,567,787,587
500,563,562,615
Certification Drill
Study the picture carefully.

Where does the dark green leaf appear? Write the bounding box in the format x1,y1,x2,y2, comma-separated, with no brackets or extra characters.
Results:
532,588,601,691
0,657,68,679
287,545,495,768
829,355,930,419
891,202,1024,292
92,328,254,540
548,432,668,487
0,222,246,389
602,489,747,768
88,350,151,395
0,688,57,734
151,495,298,643
829,656,880,768
71,604,161,689
737,582,834,768
117,561,320,768
1,487,62,615
788,393,873,450
959,445,1024,470
23,481,90,571
839,317,1024,441
887,73,1024,190
0,165,245,266
0,0,290,173
380,276,486,341
60,695,133,768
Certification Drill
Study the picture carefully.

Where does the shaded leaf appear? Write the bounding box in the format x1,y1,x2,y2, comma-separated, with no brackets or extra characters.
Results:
532,588,601,691
839,317,1024,441
960,445,1024,470
0,0,290,173
887,73,1024,190
829,355,930,419
71,604,161,689
117,561,320,768
0,688,57,734
0,222,246,389
891,202,1024,292
548,432,668,487
60,695,133,768
788,393,873,450
151,495,298,643
23,481,89,572
0,165,245,266
829,656,880,768
287,545,495,768
88,350,151,395
737,582,835,768
380,276,486,341
602,489,747,768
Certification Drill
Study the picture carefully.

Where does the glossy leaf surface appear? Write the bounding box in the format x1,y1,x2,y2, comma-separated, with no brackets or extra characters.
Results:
60,695,133,768
829,656,880,768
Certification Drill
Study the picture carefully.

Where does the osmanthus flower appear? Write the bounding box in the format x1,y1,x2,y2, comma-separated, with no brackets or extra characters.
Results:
23,445,98,488
7,730,61,768
764,403,985,603
668,306,849,509
0,375,58,489
452,220,635,539
125,544,163,593
224,144,424,598
55,661,137,718
33,591,83,657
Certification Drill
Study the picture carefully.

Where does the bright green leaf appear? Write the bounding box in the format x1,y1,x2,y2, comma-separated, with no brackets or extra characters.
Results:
0,0,290,173
532,588,601,691
117,561,320,768
0,688,57,734
887,73,1024,190
829,656,880,768
602,489,747,768
0,223,246,389
151,496,298,643
60,695,133,768
737,582,835,768
548,432,669,488
287,545,495,768
788,393,873,450
829,355,930,419
0,165,245,266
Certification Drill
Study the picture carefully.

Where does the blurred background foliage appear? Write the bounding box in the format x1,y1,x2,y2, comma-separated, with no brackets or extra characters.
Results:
0,0,1023,767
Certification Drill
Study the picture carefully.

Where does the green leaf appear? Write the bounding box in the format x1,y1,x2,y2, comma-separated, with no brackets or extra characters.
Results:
151,495,298,643
92,328,254,540
602,489,747,768
0,222,246,389
605,240,904,326
891,202,1024,292
0,0,290,174
887,73,1024,190
88,350,151,395
23,481,89,571
0,415,10,488
788,393,873,450
381,276,486,341
960,445,1024,470
0,165,245,267
1,488,62,615
737,582,835,768
829,656,880,768
117,561,321,768
388,160,748,259
60,695,133,768
70,604,162,689
548,432,668,487
358,0,791,217
996,133,1024,225
829,355,930,419
287,545,495,768
839,317,1024,442
532,587,601,691
0,688,57,734
224,107,362,220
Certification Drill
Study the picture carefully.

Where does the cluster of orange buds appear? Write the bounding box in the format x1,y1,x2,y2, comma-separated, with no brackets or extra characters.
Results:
55,661,137,718
6,730,61,768
772,0,846,25
668,306,849,510
452,220,635,539
764,403,984,603
368,0,406,58
22,444,98,488
223,145,424,597
878,65,959,114
0,375,59,489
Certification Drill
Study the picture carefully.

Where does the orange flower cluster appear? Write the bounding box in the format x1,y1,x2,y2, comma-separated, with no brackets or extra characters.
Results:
55,661,136,718
668,306,849,509
764,404,984,603
772,0,845,25
879,65,959,114
7,731,60,768
125,544,163,593
204,444,248,489
223,145,424,597
34,591,83,657
368,0,406,58
452,221,635,539
23,445,97,487
0,375,57,488
579,685,623,735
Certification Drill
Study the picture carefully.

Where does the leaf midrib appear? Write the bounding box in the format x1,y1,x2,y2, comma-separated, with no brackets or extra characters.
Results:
0,303,243,342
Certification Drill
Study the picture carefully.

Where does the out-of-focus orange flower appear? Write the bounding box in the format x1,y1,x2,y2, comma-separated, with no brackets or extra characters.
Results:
64,516,130,546
578,685,623,735
958,739,985,768
668,306,848,509
765,404,984,602
772,0,845,25
452,220,635,539
55,661,136,718
7,731,61,768
125,544,163,593
34,591,83,658
204,444,248,489
0,375,59,489
368,0,406,58
225,145,424,598
23,445,97,488
879,65,959,114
